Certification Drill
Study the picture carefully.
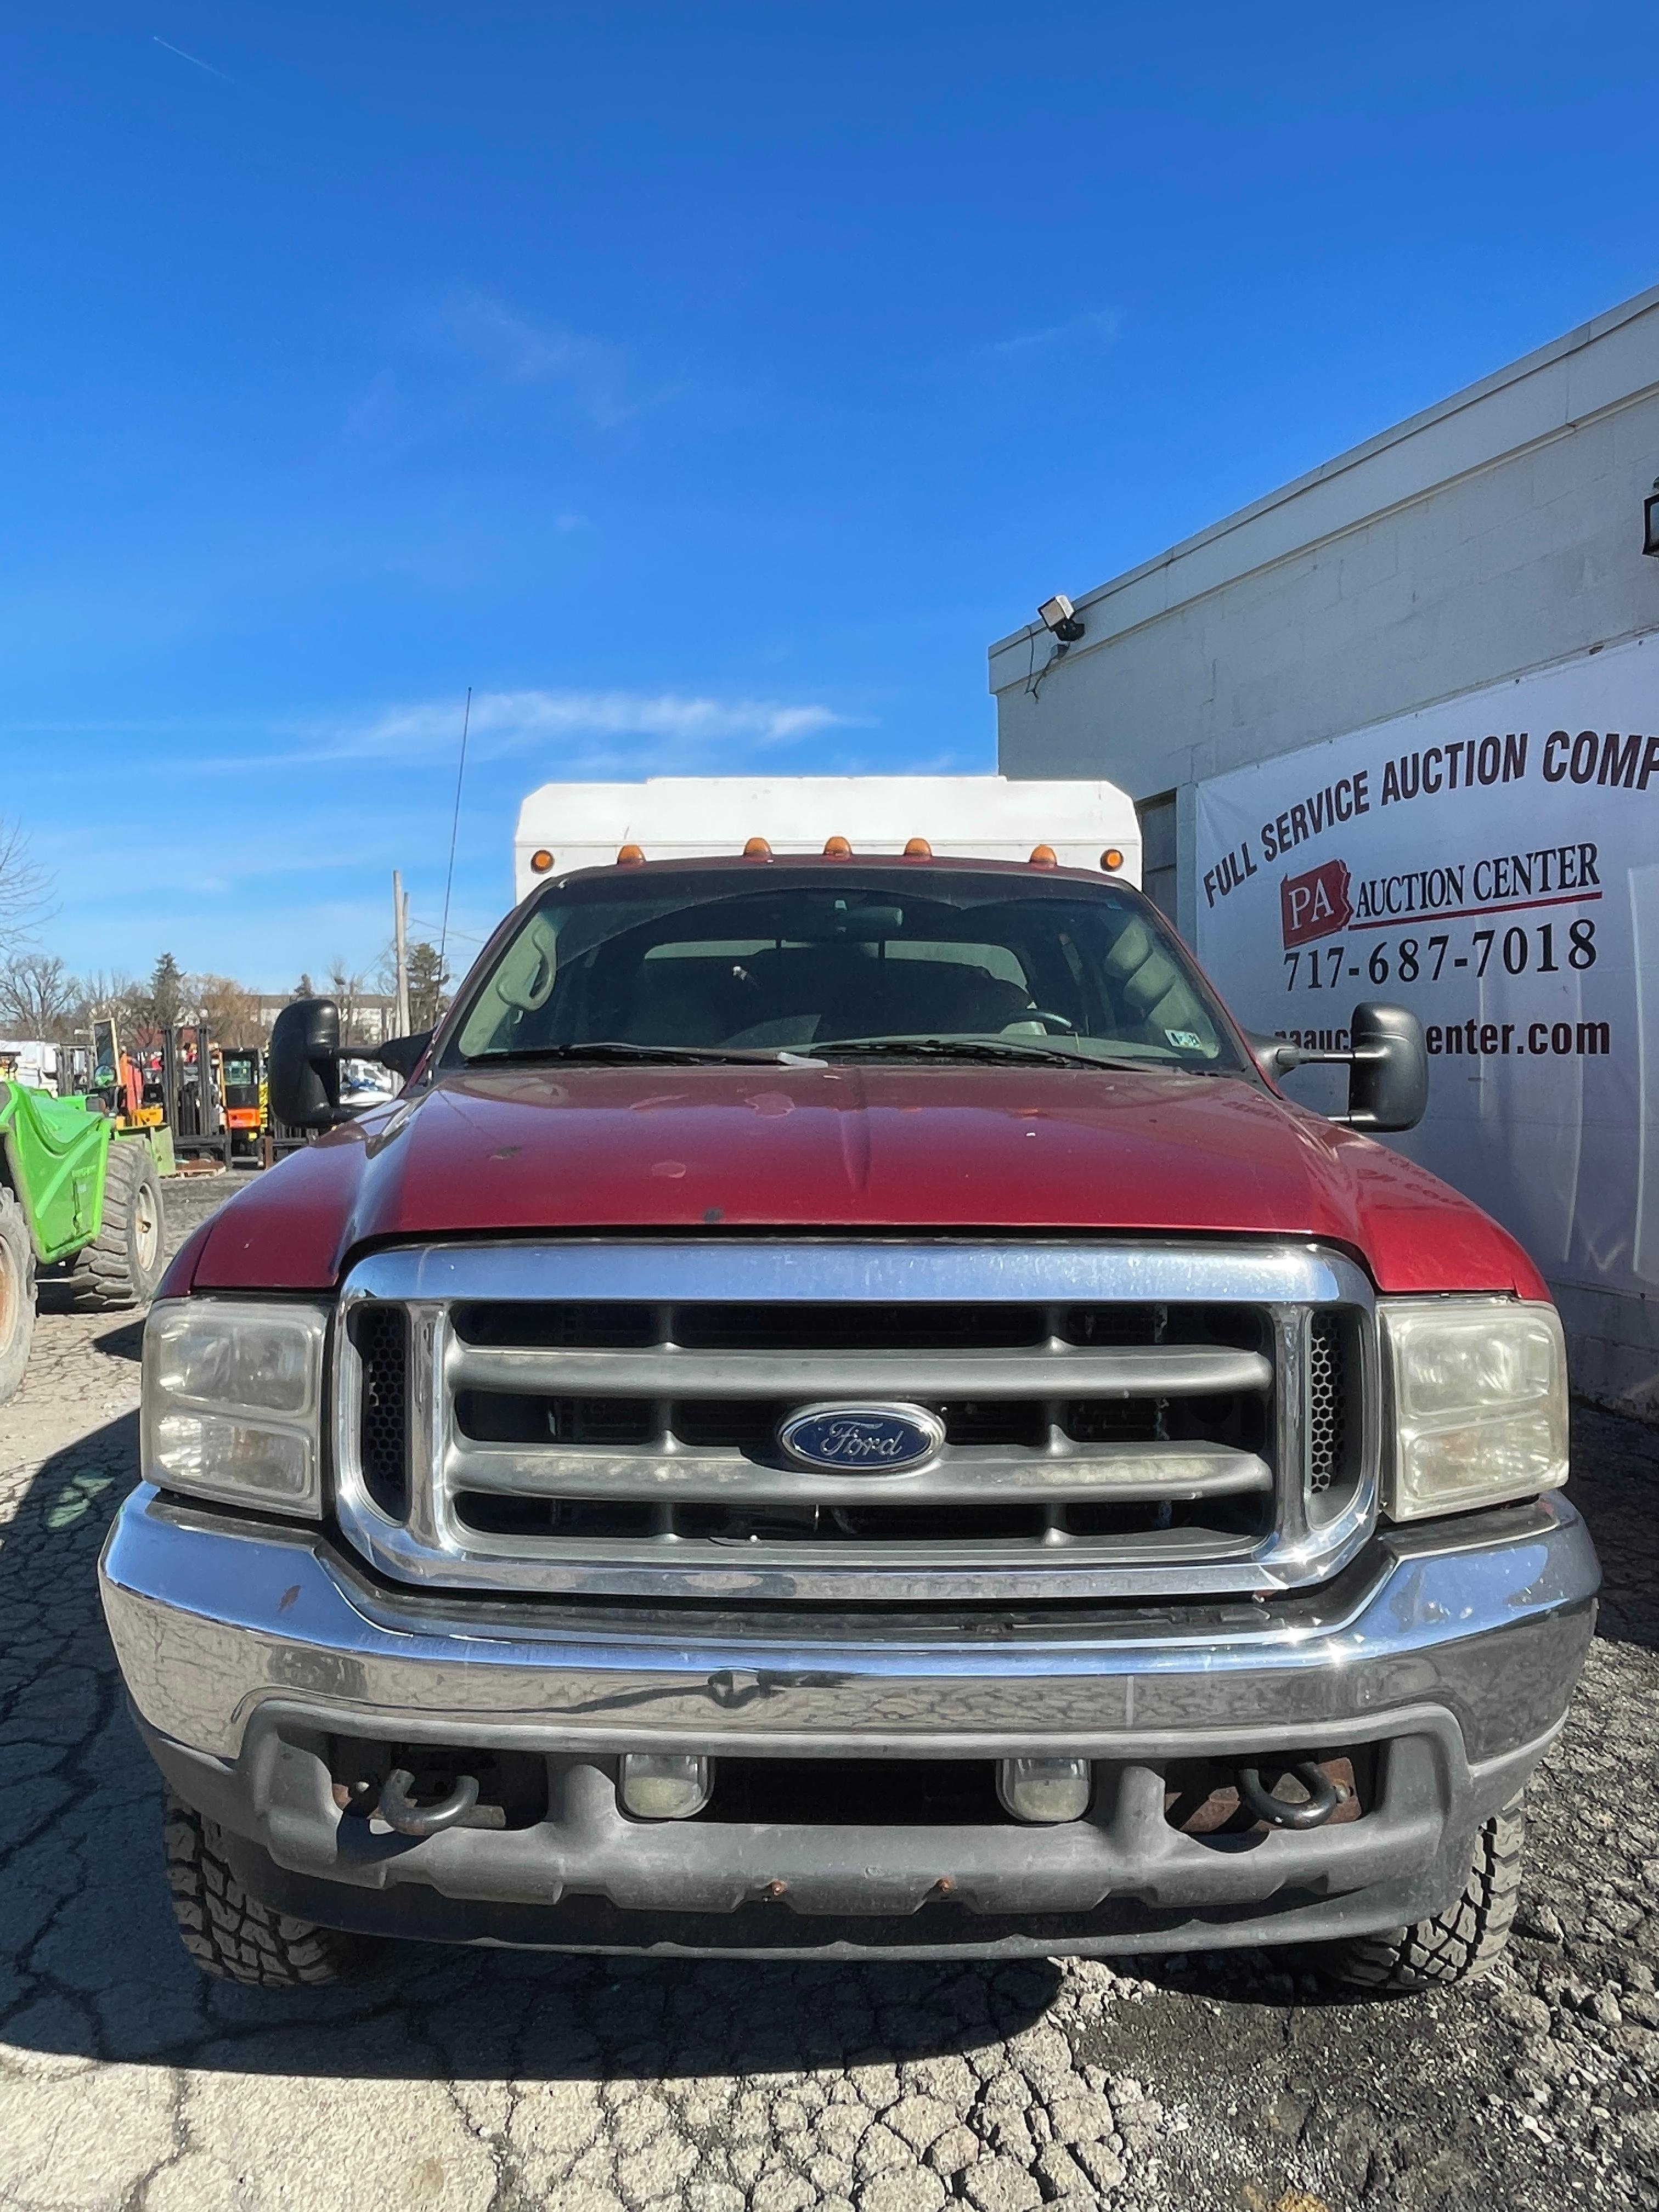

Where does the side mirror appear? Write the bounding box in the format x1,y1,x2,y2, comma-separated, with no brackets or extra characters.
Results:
1249,1000,1428,1133
269,998,343,1130
1344,1001,1428,1133
376,1030,432,1081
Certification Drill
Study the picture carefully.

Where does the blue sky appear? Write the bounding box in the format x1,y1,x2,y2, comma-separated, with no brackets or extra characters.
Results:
5,2,1658,993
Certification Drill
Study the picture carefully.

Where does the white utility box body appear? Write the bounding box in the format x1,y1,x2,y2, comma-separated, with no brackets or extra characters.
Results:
512,775,1141,905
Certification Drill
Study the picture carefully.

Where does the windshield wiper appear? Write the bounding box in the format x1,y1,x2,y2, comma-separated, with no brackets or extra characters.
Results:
467,1042,797,1066
467,1037,1233,1076
811,1037,1143,1071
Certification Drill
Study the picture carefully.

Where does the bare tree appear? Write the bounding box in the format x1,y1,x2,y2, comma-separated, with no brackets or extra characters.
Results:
329,959,367,1046
0,818,54,959
0,952,78,1045
189,973,261,1046
77,969,143,1023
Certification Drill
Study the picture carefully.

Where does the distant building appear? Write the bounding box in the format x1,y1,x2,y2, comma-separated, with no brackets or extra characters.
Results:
249,994,399,1046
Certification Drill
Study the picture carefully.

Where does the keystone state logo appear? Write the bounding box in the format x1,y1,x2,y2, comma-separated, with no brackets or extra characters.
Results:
1280,858,1352,947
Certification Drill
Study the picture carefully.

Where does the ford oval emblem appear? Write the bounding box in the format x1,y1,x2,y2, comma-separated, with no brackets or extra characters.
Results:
778,1403,944,1474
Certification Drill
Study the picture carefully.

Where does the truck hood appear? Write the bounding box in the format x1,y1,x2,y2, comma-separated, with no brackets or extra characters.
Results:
181,1061,1547,1299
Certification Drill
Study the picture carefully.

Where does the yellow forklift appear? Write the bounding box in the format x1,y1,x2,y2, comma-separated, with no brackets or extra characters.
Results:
88,1018,176,1175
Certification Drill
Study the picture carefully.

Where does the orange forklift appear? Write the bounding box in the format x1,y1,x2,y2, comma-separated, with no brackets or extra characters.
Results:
217,1046,264,1157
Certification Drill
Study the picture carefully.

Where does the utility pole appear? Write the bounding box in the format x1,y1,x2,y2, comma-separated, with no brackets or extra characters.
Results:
392,870,411,1037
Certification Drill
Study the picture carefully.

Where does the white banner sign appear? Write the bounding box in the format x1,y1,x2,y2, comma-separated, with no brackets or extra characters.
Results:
1194,633,1659,1302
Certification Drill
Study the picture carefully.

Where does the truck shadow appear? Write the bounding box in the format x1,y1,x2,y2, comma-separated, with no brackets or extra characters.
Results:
1561,1400,1659,1651
0,1397,1651,2082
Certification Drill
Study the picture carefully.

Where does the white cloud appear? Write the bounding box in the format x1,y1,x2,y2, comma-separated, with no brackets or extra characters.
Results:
295,688,853,766
2,690,862,779
431,292,648,428
983,308,1121,358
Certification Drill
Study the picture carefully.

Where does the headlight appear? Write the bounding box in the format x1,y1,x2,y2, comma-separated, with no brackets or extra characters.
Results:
1380,1297,1567,1521
142,1298,330,1516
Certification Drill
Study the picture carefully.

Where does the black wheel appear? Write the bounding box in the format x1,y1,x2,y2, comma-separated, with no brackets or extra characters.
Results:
163,1792,381,1988
1312,1791,1526,1993
0,1183,36,1405
71,1137,165,1309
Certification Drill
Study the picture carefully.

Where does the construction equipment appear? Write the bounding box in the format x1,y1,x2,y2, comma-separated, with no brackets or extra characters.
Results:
218,1046,264,1158
86,1017,177,1173
0,1082,167,1403
162,1024,232,1168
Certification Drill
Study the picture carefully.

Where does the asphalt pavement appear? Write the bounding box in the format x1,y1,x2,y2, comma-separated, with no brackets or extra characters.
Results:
1,1170,1656,2212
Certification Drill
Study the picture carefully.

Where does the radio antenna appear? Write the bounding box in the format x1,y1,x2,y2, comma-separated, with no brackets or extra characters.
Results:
437,685,472,997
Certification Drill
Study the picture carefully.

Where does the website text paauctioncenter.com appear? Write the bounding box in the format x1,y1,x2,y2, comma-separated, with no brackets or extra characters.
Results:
1277,1015,1613,1059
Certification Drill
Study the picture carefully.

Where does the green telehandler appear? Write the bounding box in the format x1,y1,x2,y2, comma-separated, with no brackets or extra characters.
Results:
0,1081,167,1404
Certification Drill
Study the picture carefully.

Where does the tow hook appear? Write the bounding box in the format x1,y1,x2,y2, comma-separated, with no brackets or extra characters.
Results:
376,1768,481,1837
1236,1760,1341,1831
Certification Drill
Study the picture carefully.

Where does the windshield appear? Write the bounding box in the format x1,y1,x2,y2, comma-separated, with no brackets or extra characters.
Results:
445,867,1250,1075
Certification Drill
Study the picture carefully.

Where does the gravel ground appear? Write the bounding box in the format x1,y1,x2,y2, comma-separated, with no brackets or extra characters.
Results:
1,1172,1656,2212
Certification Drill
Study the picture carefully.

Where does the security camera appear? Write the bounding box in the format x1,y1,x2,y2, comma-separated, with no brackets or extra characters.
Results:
1037,593,1086,643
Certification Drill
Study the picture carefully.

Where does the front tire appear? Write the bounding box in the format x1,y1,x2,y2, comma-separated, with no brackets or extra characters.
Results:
1313,1791,1527,1992
72,1137,165,1309
0,1183,36,1404
163,1792,381,1988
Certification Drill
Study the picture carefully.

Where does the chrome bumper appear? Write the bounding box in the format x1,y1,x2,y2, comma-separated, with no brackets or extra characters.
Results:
103,1484,1597,1765
100,1486,1598,1954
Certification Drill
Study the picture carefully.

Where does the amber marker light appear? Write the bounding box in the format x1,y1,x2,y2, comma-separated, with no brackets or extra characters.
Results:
903,837,933,859
617,843,645,865
529,848,555,873
1101,847,1124,872
743,836,773,860
822,835,852,857
1029,844,1058,868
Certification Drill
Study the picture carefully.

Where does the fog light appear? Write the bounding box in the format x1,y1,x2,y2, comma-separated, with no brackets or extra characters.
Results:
997,1757,1091,1824
618,1753,712,1820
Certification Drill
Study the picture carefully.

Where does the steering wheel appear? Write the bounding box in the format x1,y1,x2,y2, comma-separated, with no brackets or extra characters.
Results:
1006,1010,1077,1036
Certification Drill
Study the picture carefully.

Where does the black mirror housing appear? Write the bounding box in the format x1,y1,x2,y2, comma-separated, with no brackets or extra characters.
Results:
1345,1001,1429,1132
376,1030,432,1081
269,998,343,1131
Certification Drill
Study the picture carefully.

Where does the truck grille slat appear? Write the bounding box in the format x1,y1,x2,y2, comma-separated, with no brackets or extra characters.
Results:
443,1440,1272,1505
336,1243,1376,1602
445,1342,1273,1400
450,1488,1255,1555
450,1299,1271,1354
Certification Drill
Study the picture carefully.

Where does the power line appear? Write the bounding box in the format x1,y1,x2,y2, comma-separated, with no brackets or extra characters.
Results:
410,916,486,946
437,685,471,986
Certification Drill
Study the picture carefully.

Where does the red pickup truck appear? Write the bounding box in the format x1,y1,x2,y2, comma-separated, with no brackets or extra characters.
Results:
101,848,1596,1994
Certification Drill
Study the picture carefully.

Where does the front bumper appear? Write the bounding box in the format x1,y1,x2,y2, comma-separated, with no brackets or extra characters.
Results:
100,1485,1599,1958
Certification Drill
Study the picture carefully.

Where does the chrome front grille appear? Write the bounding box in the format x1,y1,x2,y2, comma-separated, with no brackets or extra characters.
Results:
333,1243,1378,1601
